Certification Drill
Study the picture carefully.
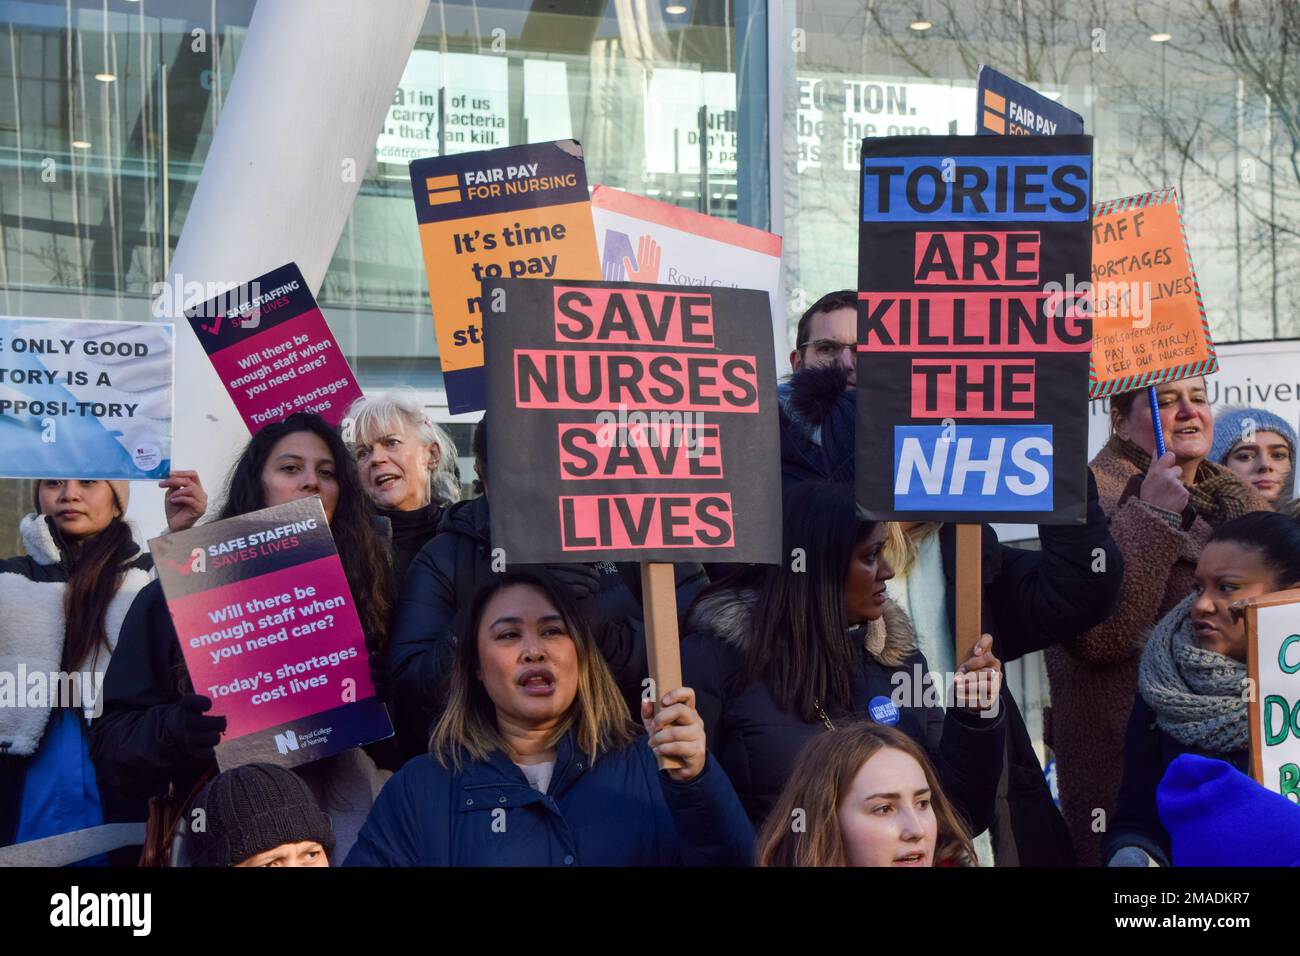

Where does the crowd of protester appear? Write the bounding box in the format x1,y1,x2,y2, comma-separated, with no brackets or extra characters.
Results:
3,293,1299,868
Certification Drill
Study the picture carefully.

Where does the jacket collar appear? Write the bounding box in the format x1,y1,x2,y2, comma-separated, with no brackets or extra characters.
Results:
459,729,589,800
19,512,149,568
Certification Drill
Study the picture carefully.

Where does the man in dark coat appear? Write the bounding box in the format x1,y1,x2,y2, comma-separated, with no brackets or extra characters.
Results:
781,365,1125,865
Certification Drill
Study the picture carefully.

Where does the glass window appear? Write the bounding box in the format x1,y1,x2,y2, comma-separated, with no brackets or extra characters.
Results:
784,1,1300,347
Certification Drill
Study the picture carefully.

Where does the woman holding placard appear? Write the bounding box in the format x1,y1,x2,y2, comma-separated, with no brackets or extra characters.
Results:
778,363,1121,865
345,569,753,866
1102,511,1300,866
680,481,1006,840
90,412,396,862
0,471,206,858
1045,376,1270,865
756,724,977,867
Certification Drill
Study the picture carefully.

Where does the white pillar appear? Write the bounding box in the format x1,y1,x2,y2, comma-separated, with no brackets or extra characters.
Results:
133,0,426,533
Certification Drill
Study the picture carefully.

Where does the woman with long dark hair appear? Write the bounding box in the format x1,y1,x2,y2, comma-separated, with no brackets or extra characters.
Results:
681,481,1006,839
1,471,206,856
90,413,397,862
346,568,753,866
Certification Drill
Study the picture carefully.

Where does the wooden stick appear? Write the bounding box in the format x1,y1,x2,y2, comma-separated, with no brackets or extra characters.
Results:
954,523,983,666
640,562,685,771
1247,602,1264,786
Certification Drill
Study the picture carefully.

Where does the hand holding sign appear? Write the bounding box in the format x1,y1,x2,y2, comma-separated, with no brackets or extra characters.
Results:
955,634,1002,713
641,685,707,782
1140,450,1190,514
163,692,227,761
160,470,208,533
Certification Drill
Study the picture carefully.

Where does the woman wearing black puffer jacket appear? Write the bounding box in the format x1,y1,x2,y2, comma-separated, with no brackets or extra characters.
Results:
778,364,1124,865
681,482,1007,838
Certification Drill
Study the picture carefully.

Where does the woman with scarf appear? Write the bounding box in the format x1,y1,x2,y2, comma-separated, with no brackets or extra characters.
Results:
1102,511,1300,866
1044,376,1271,865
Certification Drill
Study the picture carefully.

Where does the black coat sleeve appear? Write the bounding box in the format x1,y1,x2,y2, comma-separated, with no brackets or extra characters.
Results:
386,535,464,758
89,581,207,801
931,701,1007,838
679,628,737,751
1102,696,1172,866
987,467,1125,662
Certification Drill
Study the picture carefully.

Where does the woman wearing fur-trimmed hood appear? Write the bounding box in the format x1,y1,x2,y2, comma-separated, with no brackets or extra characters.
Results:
681,481,1006,837
1,474,205,855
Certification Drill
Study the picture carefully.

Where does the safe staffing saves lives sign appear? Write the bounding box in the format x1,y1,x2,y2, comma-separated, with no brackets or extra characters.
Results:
856,134,1093,524
484,279,781,564
150,497,392,770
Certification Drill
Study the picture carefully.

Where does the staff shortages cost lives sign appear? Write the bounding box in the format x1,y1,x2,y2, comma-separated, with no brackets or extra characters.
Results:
856,134,1094,524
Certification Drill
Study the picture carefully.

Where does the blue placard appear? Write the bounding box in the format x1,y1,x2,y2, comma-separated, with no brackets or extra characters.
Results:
976,65,1085,137
892,423,1054,511
0,316,174,480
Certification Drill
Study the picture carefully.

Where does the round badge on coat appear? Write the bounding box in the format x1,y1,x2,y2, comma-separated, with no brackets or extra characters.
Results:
867,695,900,725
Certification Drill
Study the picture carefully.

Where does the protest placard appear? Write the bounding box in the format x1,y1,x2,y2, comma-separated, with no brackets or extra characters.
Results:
482,278,781,563
0,316,173,480
410,140,601,414
1246,590,1300,803
1088,188,1217,398
590,185,784,368
856,134,1094,527
976,65,1084,137
149,497,391,770
185,262,363,432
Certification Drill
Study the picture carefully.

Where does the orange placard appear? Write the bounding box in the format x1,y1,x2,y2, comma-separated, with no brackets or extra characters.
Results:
1087,188,1217,398
409,141,600,413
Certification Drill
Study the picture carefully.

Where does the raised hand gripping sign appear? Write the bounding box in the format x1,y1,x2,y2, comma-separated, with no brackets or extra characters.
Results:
856,134,1094,527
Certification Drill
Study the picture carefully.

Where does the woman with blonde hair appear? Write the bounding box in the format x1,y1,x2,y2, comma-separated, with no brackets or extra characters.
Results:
346,569,753,866
347,392,460,582
758,723,976,867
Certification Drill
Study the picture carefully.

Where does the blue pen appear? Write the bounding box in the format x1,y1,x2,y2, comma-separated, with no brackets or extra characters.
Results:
1148,386,1167,457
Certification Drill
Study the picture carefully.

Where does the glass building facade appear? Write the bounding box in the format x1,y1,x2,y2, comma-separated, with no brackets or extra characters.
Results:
2,0,1296,527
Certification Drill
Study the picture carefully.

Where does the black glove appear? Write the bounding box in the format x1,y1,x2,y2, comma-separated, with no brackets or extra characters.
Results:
368,649,392,703
163,693,226,762
542,563,603,603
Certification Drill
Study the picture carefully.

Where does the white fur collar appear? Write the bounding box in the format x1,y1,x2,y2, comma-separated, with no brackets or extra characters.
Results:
0,518,153,757
19,512,149,567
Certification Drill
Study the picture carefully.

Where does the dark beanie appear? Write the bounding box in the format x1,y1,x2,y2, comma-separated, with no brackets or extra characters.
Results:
189,763,335,867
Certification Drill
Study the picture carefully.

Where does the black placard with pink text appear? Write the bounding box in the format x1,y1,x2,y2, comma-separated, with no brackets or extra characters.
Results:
484,278,781,563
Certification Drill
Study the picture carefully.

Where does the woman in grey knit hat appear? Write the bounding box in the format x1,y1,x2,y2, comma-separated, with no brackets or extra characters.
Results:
1103,510,1300,866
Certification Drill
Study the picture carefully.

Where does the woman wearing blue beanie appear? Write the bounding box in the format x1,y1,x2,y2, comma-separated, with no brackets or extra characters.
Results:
1103,510,1300,866
1210,406,1297,507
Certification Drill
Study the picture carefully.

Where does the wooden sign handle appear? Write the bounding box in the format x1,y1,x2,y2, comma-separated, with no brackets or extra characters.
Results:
640,562,686,771
1247,603,1264,786
954,523,983,666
